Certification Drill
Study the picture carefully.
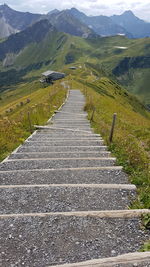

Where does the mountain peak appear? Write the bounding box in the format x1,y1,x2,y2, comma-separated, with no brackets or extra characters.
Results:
70,7,85,15
70,7,80,12
122,10,135,17
0,3,11,10
69,7,86,19
48,9,59,15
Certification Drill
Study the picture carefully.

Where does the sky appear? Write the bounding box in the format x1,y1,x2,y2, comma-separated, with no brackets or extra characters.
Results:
1,0,150,22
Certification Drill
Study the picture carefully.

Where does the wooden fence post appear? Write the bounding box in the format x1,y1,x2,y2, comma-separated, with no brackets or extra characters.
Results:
109,113,117,143
90,107,95,122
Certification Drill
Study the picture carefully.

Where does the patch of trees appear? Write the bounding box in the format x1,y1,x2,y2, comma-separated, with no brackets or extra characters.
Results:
113,56,150,76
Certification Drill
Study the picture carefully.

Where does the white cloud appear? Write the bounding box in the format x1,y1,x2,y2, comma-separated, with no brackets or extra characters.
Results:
1,0,150,21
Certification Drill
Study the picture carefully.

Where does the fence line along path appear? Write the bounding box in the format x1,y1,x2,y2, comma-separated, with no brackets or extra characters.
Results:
0,90,150,266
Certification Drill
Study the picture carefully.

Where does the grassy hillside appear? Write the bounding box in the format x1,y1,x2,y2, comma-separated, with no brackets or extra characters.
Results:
0,30,150,104
0,59,150,209
0,79,67,161
67,67,150,211
85,36,150,106
0,31,149,249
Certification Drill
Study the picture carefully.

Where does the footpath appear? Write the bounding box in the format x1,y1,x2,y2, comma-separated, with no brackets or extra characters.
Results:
0,90,150,266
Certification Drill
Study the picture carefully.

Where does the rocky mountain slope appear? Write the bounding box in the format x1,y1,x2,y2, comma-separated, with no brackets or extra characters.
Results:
0,16,17,38
47,10,96,37
0,4,41,38
68,8,132,37
1,5,150,39
111,10,150,38
0,20,55,63
0,16,150,105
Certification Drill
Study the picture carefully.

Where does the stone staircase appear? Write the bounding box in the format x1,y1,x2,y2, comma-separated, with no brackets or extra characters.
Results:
0,90,150,267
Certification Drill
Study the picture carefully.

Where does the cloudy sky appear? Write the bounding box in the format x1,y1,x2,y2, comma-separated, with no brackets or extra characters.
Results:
1,0,150,21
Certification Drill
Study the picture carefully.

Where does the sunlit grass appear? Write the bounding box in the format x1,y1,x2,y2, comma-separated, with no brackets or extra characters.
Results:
0,79,67,161
71,72,150,209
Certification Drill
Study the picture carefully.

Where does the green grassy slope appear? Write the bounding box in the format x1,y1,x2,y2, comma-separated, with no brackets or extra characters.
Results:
0,31,150,248
0,48,150,210
0,79,67,161
68,67,150,210
0,32,150,104
85,36,150,106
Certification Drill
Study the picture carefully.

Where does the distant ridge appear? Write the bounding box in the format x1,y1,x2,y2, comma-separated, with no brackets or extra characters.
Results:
67,8,131,37
47,9,60,15
0,16,17,38
0,4,150,39
0,4,41,38
0,20,54,60
111,10,150,38
47,10,96,37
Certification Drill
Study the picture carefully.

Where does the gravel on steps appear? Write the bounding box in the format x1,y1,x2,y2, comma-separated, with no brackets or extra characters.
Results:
0,215,149,267
0,158,116,171
0,186,136,214
0,168,127,185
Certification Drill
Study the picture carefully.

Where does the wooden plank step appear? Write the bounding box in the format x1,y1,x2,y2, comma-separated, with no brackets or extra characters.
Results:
52,252,150,267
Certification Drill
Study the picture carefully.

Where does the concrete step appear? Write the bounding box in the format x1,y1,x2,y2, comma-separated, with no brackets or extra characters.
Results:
60,107,86,111
17,145,108,153
50,123,91,126
35,127,94,134
54,111,87,116
0,167,127,185
60,111,85,113
54,115,87,120
62,106,85,109
47,126,92,130
9,152,111,160
28,137,103,141
24,140,104,146
0,184,136,214
61,109,85,111
0,158,116,171
0,210,149,266
49,124,92,127
52,252,150,267
32,136,102,140
52,119,89,122
35,132,101,137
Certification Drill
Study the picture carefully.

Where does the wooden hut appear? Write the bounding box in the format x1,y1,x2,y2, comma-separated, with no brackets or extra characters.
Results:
40,71,65,83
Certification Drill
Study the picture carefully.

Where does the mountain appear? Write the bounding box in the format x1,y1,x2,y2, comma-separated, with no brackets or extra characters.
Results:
47,9,59,15
0,4,41,38
47,10,96,37
0,16,17,38
0,20,55,63
68,8,132,37
85,36,150,105
111,10,150,38
0,18,72,86
0,5,150,39
0,11,150,105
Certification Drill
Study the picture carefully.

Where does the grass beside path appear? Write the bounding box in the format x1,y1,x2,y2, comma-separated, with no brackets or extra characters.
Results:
72,77,150,210
0,80,67,161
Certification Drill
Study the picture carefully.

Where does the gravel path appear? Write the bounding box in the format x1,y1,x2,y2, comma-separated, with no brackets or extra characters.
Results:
0,216,149,267
0,186,136,214
0,89,149,266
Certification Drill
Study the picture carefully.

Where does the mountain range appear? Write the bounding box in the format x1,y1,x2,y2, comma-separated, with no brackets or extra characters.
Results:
0,4,150,107
0,4,150,39
0,14,149,105
0,4,40,38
